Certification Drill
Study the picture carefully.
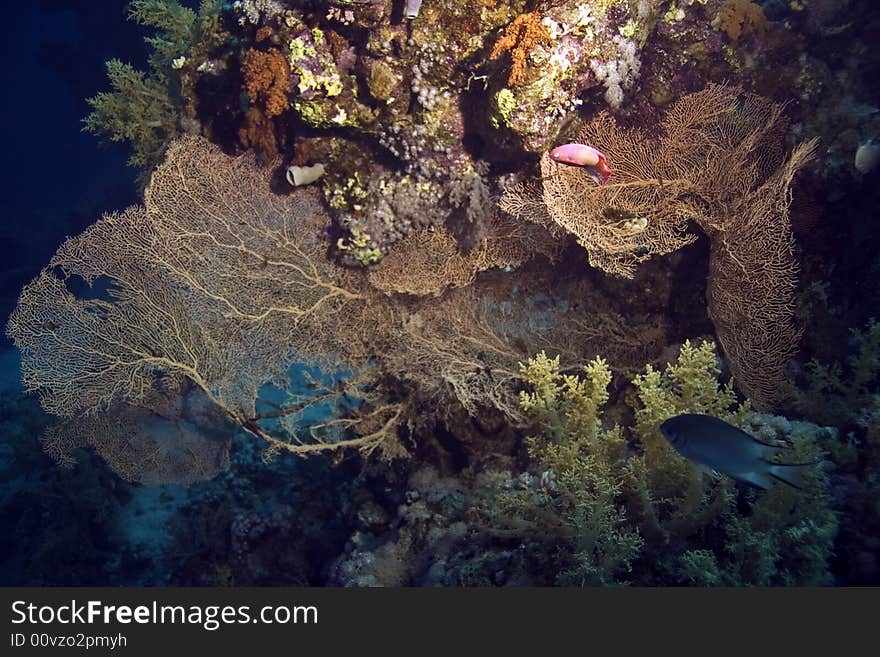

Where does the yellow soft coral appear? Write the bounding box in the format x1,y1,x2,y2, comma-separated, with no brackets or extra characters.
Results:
633,339,749,442
628,340,749,540
497,340,835,584
515,350,641,584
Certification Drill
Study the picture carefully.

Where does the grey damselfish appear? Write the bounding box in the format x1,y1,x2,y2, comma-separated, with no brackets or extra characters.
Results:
659,413,813,490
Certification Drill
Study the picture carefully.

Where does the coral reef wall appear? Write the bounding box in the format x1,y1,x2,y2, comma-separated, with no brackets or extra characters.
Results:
6,0,880,586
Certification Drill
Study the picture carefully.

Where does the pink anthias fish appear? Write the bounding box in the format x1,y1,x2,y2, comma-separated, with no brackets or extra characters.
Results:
548,143,612,185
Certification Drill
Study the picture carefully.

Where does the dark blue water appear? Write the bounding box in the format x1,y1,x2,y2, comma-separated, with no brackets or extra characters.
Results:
0,1,351,586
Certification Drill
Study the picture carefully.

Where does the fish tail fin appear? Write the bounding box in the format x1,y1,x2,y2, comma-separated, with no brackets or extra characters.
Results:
767,462,815,490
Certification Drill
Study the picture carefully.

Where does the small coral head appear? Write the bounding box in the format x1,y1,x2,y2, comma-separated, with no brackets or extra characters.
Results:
549,143,612,185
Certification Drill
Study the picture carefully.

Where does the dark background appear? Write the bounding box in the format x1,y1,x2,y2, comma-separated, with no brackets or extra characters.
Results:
0,0,146,333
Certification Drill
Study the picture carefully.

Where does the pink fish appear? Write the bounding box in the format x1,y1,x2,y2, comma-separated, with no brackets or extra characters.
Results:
548,143,612,185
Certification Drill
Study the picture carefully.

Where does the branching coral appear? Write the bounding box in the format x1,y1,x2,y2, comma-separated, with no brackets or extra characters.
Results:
353,262,653,435
42,384,233,485
785,319,880,583
366,217,560,297
721,419,837,586
363,284,539,426
524,109,700,278
7,138,596,481
367,227,508,297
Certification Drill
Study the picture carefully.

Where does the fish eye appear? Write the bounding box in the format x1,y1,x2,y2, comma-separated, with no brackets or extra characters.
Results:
662,427,680,444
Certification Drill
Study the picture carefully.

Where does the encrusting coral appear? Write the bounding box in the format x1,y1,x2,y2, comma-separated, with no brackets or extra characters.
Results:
485,0,649,153
718,0,769,41
241,48,291,118
489,12,552,87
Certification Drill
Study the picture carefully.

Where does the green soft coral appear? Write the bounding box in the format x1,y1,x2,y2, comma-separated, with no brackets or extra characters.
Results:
127,0,196,72
634,343,836,584
83,59,179,173
83,0,223,178
506,340,837,585
791,319,880,428
677,549,723,586
722,414,837,585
